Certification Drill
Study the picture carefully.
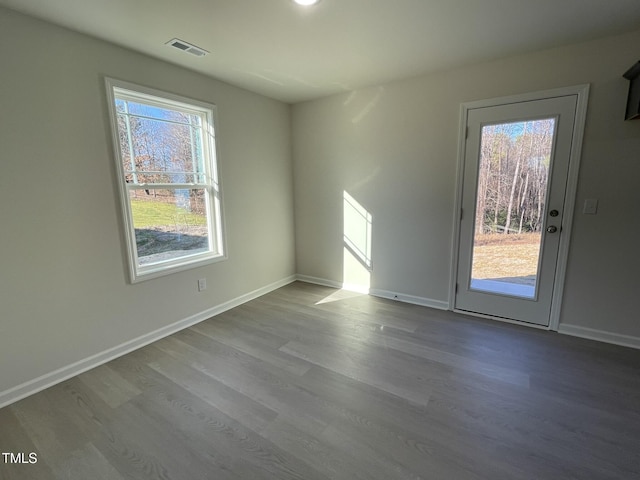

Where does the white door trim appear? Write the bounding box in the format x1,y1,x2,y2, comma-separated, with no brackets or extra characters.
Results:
448,84,590,331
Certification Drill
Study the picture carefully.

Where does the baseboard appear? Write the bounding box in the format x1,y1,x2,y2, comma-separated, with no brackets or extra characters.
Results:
295,274,344,290
296,274,448,310
558,324,640,350
369,288,449,310
0,275,297,409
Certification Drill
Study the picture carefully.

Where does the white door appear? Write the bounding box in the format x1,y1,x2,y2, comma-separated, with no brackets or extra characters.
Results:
454,89,587,326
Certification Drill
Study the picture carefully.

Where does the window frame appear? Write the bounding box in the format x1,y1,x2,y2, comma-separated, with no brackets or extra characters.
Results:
105,77,226,283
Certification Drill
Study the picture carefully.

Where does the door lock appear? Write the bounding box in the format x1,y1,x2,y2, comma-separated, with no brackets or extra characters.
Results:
546,225,558,233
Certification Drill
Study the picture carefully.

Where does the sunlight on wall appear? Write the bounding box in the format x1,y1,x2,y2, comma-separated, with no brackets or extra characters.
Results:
315,191,373,304
343,190,372,293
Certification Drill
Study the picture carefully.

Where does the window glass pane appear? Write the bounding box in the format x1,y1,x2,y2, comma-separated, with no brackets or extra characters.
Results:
118,114,204,183
126,101,195,125
115,98,126,113
129,188,210,266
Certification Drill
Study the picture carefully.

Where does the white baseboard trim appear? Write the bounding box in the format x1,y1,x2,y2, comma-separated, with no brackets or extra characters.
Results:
558,324,640,350
295,274,344,290
0,275,297,409
296,274,448,310
369,288,449,310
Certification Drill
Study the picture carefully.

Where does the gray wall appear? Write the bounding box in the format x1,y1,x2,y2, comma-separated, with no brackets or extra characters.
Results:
0,8,295,396
292,29,640,339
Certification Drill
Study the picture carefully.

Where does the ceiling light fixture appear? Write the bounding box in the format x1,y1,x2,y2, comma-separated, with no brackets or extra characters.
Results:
293,0,320,6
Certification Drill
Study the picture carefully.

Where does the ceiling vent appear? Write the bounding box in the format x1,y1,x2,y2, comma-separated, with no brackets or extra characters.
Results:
166,38,209,57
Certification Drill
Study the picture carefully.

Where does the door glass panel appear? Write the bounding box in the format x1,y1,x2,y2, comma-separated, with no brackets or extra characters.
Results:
470,118,556,298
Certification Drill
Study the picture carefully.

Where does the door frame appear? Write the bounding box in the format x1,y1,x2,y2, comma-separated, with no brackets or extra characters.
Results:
448,85,590,331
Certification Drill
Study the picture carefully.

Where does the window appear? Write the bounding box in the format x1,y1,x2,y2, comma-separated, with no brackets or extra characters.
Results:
105,78,225,282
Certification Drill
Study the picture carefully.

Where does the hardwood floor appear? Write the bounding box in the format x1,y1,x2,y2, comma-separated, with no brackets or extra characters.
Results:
1,281,639,479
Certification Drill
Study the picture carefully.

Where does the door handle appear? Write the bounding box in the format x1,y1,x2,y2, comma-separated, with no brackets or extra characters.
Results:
546,225,558,233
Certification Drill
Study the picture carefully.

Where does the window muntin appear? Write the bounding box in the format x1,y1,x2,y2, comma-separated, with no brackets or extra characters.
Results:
106,79,225,282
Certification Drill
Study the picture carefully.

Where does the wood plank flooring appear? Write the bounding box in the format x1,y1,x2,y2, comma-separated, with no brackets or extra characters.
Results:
1,281,639,479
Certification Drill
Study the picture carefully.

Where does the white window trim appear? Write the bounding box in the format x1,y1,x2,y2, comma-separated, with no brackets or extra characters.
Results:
105,77,226,283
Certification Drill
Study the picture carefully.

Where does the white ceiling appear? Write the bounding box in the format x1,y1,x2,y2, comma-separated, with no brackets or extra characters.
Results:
2,0,640,103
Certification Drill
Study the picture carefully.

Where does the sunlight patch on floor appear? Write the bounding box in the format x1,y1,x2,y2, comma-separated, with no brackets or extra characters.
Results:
315,287,368,305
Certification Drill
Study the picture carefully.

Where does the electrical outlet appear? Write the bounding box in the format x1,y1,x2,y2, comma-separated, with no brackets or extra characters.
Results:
583,198,598,215
198,278,207,291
